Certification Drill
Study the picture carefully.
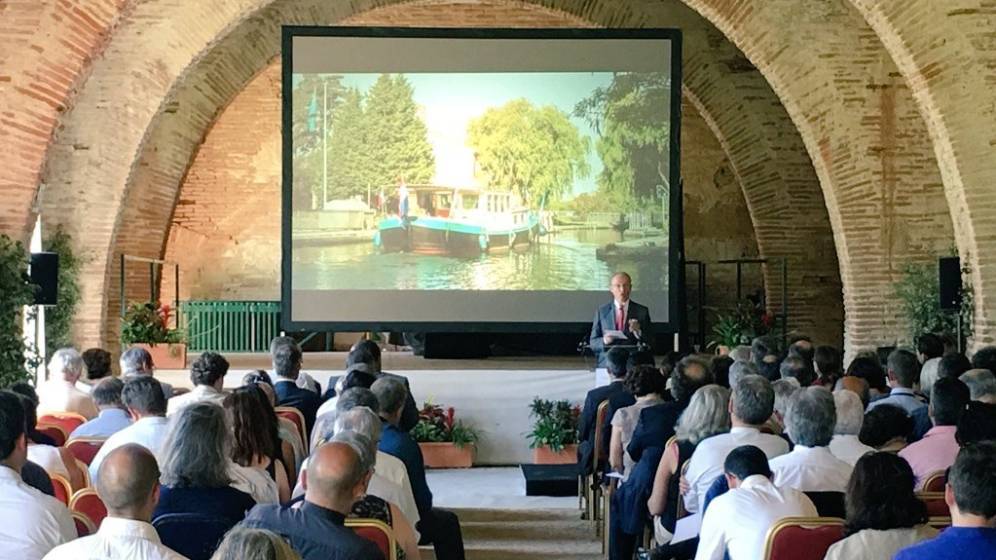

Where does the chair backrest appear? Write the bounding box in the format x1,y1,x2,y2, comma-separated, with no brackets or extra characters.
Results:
72,511,96,537
50,473,72,506
804,491,846,519
153,513,237,560
65,437,106,466
39,413,87,435
37,424,68,447
928,516,952,529
918,492,950,517
922,471,946,492
275,406,307,450
346,518,397,560
592,400,611,468
676,459,691,520
70,488,108,527
763,517,845,560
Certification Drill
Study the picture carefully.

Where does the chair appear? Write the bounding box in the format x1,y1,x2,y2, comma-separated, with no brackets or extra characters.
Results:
275,406,307,451
70,488,108,527
918,492,949,517
50,473,72,506
39,412,87,436
676,459,691,520
762,517,845,560
72,511,96,537
65,437,106,465
346,518,397,560
927,516,952,530
922,471,946,492
153,513,237,560
36,424,68,447
72,457,91,491
588,400,611,529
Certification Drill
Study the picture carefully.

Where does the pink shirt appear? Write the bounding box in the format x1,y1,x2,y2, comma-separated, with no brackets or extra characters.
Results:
898,426,959,489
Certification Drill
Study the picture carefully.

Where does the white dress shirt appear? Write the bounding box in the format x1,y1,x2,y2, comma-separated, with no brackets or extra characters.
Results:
684,427,790,513
165,385,226,416
823,524,938,560
920,357,941,397
297,371,321,394
89,416,170,481
27,444,70,479
0,465,76,560
694,474,817,560
829,434,875,466
768,444,853,492
42,516,188,560
37,380,98,419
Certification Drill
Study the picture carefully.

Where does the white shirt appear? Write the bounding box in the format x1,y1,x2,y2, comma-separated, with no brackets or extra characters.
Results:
37,380,98,419
684,427,790,513
0,465,76,560
296,371,321,394
165,385,225,416
27,444,70,479
823,525,938,560
769,445,853,492
315,395,338,419
694,474,817,560
229,462,279,505
829,434,875,466
920,357,941,397
89,416,170,481
42,516,188,560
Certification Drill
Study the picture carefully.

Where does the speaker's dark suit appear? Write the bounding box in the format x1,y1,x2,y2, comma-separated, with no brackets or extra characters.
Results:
588,300,653,368
274,379,322,433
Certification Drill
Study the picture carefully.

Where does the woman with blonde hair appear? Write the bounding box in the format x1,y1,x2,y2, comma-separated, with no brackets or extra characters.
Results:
211,527,300,560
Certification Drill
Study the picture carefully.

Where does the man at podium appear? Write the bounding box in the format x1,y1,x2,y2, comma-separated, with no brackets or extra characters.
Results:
589,271,653,368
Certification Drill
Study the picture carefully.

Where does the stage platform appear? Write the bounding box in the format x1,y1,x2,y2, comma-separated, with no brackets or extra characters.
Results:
158,351,595,465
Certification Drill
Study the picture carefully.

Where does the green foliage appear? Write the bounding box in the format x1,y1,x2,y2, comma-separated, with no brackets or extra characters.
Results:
0,235,35,387
412,401,479,449
467,98,590,208
707,299,777,350
526,397,581,452
363,74,435,188
292,75,345,209
43,226,81,349
894,261,973,345
120,302,184,345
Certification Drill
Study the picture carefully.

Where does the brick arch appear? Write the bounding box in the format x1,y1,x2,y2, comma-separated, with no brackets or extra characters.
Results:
845,0,996,350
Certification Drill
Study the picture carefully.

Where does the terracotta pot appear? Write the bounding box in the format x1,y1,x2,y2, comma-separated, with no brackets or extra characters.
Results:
532,444,578,464
133,343,186,370
419,442,474,468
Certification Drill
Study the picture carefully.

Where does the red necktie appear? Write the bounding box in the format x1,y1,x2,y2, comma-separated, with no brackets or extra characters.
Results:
615,306,624,330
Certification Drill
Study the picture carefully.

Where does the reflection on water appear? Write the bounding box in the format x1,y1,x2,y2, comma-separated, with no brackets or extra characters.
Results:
292,229,667,291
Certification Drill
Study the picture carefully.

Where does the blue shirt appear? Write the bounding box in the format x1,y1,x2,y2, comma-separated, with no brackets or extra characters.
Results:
242,501,384,560
70,408,132,439
894,527,996,560
867,388,927,416
379,422,432,516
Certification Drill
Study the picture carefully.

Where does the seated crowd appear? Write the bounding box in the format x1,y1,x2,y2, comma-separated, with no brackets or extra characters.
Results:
0,337,464,560
580,336,996,559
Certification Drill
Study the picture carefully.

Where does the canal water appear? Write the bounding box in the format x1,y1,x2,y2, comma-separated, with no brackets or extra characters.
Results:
292,228,668,291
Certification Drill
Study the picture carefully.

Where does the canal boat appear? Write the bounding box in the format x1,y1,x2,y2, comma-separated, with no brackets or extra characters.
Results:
374,185,541,256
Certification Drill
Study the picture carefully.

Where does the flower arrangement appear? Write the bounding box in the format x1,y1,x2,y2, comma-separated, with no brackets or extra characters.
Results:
120,301,185,345
412,401,479,449
708,297,777,350
526,397,581,452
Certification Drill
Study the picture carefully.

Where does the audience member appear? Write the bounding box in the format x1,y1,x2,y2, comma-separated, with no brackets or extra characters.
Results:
315,368,376,419
970,345,996,373
271,338,321,433
694,445,817,560
779,356,815,387
578,346,633,475
120,346,174,400
269,336,321,395
728,345,751,364
242,442,385,560
750,335,780,380
610,365,667,478
858,403,913,452
894,442,996,559
835,375,870,407
768,378,800,435
36,348,98,419
351,339,419,432
899,376,970,488
0,391,75,560
770,387,853,492
9,382,57,446
167,351,229,415
846,356,888,400
43,444,186,560
19,391,87,490
373,377,464,560
814,345,842,388
955,401,996,446
683,374,789,514
917,333,946,397
89,376,170,481
70,377,132,438
710,355,733,388
960,368,996,403
867,349,926,417
210,527,301,560
244,372,305,474
226,386,291,502
829,390,874,466
727,360,758,393
823,452,936,560
938,352,972,380
787,336,815,364
81,348,113,386
155,402,258,526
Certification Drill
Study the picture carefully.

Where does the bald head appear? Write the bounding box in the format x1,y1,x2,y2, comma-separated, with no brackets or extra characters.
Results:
96,444,160,520
305,442,368,513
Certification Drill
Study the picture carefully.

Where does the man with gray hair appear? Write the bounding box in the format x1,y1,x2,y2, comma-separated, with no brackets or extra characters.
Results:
728,360,759,391
960,369,996,403
37,348,98,419
120,347,174,401
729,345,751,364
828,390,874,466
683,374,790,514
769,387,853,493
69,378,132,439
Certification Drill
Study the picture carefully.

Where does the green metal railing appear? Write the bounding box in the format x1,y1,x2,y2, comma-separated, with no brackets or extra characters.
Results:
179,300,281,353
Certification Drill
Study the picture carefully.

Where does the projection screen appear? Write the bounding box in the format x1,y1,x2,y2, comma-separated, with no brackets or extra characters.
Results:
282,27,683,333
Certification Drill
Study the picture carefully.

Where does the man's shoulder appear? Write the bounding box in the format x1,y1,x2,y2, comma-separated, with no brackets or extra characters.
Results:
379,370,410,385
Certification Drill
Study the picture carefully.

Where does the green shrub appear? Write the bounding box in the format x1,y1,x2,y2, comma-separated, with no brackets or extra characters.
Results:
0,235,35,387
412,401,479,449
894,261,973,346
43,226,81,349
526,397,580,452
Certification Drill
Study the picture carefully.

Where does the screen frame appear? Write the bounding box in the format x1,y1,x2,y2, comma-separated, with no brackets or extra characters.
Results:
281,25,684,336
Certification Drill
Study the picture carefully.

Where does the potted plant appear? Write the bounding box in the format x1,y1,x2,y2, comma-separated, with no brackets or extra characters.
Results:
527,397,581,464
412,401,479,468
121,301,186,369
707,298,777,353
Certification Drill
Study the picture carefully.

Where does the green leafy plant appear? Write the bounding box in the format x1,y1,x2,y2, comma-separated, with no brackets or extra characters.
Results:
0,234,36,387
43,226,82,349
707,299,777,350
120,302,185,345
894,260,974,346
526,397,581,452
412,401,479,449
